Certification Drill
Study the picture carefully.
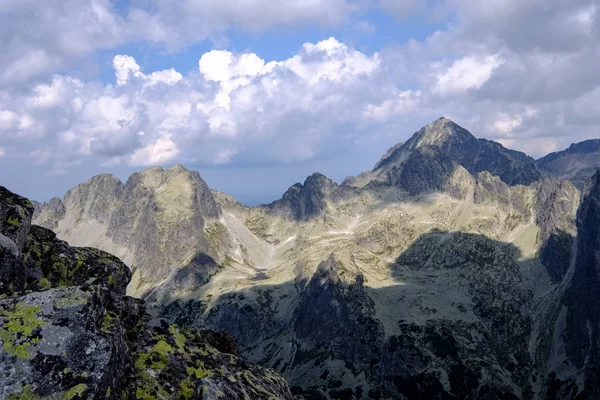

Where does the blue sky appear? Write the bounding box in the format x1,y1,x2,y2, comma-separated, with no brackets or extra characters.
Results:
0,0,598,205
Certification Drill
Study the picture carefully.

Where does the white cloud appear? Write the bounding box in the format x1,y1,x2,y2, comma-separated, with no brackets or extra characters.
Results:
362,90,421,122
2,27,599,174
433,55,502,95
28,77,82,109
0,0,361,88
0,110,19,132
130,136,180,166
114,55,183,87
126,0,356,50
490,114,523,136
214,149,239,165
113,55,143,86
0,40,392,172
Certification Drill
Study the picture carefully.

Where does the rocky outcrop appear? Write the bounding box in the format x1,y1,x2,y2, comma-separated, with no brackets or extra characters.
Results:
536,139,600,189
0,185,298,399
385,145,468,198
33,165,223,297
534,178,580,282
0,186,34,251
267,173,352,221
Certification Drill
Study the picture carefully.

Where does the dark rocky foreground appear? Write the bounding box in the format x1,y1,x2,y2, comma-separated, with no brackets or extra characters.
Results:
0,186,298,399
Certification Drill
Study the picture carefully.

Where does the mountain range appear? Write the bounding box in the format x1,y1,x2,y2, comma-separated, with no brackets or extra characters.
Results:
20,117,600,399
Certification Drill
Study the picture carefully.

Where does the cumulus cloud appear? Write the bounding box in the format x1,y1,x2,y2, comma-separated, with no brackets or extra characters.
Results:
1,0,599,183
130,136,180,166
0,38,399,173
113,55,183,86
432,55,502,95
0,0,126,85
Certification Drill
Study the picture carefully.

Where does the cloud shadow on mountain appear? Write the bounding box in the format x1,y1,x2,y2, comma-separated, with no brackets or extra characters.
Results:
153,228,576,400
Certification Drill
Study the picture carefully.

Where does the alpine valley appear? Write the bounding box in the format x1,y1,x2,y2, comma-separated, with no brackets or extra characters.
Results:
26,117,600,399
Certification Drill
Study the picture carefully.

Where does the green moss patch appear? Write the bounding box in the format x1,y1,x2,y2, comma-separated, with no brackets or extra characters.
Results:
53,293,88,308
0,303,47,359
7,216,20,227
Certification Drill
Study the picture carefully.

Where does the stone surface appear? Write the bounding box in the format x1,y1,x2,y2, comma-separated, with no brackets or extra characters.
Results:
0,186,35,251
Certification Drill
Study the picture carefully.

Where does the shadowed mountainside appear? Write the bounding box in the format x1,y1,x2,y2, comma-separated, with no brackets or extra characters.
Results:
536,140,600,189
157,228,585,399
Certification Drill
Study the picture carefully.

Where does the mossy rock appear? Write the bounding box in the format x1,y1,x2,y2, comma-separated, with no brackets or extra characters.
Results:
125,320,296,399
22,226,131,296
0,186,34,251
0,287,130,399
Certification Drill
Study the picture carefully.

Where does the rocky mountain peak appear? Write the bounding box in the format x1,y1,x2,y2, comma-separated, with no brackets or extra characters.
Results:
127,164,220,220
33,166,223,297
268,172,350,221
304,172,329,186
411,117,475,149
373,117,472,172
368,118,540,188
536,139,600,189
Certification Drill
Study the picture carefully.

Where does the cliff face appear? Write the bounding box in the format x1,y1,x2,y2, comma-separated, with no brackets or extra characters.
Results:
551,171,600,398
33,165,222,297
0,185,298,400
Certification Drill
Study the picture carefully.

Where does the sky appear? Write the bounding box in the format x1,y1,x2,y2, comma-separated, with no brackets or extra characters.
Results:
0,0,598,205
